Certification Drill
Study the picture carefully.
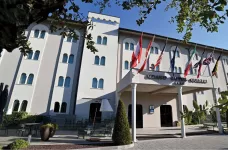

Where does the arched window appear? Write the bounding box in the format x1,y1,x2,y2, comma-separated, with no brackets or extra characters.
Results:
20,100,28,112
67,36,72,42
27,51,33,59
13,100,20,112
155,47,159,54
58,76,64,87
60,102,67,113
195,54,198,60
124,61,129,70
125,42,129,50
94,56,100,65
54,102,60,113
98,78,104,89
194,68,197,75
102,37,107,45
64,77,71,87
150,64,155,71
34,30,39,38
150,47,154,54
130,43,134,50
199,105,202,111
218,88,221,93
100,56,105,66
62,53,68,63
155,65,160,71
174,67,177,73
97,36,102,44
92,78,98,88
33,50,40,60
68,54,74,64
178,67,182,73
20,73,27,84
27,74,34,85
40,30,46,39
176,51,180,57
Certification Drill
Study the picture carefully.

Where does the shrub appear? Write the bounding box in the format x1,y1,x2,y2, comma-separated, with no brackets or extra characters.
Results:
5,139,29,150
40,123,54,129
3,112,28,127
112,100,131,145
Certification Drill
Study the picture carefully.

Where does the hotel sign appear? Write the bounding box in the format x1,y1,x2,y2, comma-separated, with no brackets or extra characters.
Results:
146,75,207,85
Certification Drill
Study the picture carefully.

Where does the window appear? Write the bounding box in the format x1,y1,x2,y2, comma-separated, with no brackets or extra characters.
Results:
195,54,198,60
130,43,134,51
226,59,228,65
20,100,28,112
98,78,104,89
172,50,175,57
33,50,40,60
97,36,102,44
199,105,202,111
178,67,182,73
125,42,129,50
60,102,67,113
183,105,187,112
174,67,177,73
194,68,197,75
54,102,60,113
102,37,107,45
99,56,105,66
124,61,129,70
40,30,46,39
62,53,68,63
27,51,33,59
218,88,221,93
64,77,71,87
150,47,154,54
92,78,98,88
58,76,64,87
68,54,74,64
150,64,155,71
201,91,204,94
155,65,160,71
20,73,27,84
34,30,39,38
67,36,72,42
176,51,180,57
155,47,159,54
89,103,102,123
13,100,20,112
27,74,34,85
212,57,215,63
94,56,100,65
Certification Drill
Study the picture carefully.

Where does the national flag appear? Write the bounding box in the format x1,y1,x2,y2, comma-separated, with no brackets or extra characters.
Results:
203,52,213,65
184,47,196,77
195,50,205,78
154,38,168,67
138,36,155,73
170,45,178,73
212,54,221,78
131,33,143,68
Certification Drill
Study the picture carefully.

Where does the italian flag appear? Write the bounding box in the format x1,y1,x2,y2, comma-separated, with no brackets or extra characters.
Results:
131,33,143,68
184,47,196,77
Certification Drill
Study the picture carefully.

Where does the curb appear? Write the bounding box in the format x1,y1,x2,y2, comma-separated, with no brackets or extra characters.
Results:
71,143,134,150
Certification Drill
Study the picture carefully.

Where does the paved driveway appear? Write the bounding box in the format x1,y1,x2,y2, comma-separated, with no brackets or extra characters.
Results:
129,135,228,150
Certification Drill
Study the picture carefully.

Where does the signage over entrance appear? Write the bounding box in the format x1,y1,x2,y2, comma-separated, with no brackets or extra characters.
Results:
146,75,207,85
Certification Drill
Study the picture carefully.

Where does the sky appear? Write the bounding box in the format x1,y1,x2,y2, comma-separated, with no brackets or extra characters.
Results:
77,1,228,50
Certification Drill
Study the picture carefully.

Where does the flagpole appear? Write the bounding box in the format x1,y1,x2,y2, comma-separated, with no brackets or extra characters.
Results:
208,49,223,134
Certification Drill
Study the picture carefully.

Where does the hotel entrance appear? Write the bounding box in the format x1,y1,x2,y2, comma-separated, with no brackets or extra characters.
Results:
160,105,173,127
128,104,143,128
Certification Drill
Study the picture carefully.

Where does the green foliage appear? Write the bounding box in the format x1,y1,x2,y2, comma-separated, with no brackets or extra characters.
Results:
6,139,29,150
112,100,131,145
215,91,228,113
41,123,54,129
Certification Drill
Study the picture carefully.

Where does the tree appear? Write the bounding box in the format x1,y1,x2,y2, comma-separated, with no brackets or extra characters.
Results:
1,0,228,55
215,91,228,126
0,83,9,124
112,100,131,145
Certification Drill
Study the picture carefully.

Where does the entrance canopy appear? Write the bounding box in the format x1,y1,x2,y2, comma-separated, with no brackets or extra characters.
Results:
117,69,213,95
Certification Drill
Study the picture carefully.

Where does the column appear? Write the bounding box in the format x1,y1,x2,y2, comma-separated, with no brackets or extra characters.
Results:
212,88,223,134
177,86,186,138
131,83,137,142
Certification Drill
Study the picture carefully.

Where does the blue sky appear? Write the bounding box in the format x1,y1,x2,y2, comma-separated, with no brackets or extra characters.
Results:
77,1,228,50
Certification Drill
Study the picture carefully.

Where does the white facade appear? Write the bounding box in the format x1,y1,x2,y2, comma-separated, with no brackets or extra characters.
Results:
0,12,227,129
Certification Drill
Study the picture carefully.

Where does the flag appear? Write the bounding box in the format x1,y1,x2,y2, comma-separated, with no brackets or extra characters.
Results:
195,50,205,78
154,39,168,67
184,47,196,77
131,33,143,68
203,52,213,65
212,54,221,78
170,45,178,73
138,36,155,73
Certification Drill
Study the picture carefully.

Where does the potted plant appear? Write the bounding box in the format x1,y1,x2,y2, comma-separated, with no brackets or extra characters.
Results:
50,123,58,137
40,123,53,141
